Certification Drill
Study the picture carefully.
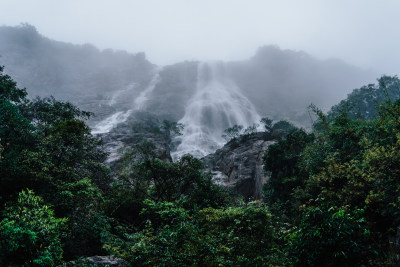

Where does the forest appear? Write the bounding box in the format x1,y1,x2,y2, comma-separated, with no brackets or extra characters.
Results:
1,64,400,266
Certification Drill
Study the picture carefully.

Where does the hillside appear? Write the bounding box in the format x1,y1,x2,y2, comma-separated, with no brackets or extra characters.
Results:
2,23,400,266
0,25,376,126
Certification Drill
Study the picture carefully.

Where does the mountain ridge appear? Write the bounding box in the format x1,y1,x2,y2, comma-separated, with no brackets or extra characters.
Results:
0,24,378,158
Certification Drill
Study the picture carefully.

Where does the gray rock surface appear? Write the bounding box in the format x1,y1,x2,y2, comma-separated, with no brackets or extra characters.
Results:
202,132,274,199
98,111,173,168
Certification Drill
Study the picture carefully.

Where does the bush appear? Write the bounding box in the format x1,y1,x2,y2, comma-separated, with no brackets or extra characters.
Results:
104,200,287,266
287,199,378,266
0,189,67,266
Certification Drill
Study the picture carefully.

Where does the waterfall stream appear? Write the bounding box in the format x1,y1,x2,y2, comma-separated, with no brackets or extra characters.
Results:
91,110,132,134
172,61,261,159
133,67,162,110
91,68,162,135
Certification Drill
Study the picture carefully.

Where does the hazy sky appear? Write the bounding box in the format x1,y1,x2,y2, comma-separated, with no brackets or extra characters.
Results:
1,0,400,74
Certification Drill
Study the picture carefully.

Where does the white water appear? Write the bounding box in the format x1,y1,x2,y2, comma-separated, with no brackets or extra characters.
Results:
91,110,132,134
92,68,162,135
172,62,261,160
133,67,162,110
109,82,137,106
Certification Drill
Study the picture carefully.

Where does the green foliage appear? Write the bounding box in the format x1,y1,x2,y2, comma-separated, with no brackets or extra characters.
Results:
263,90,400,264
307,129,400,237
0,65,28,103
287,199,375,266
104,200,202,266
106,152,231,224
263,128,314,216
270,120,296,138
0,189,67,266
128,150,229,206
3,62,400,266
198,202,286,266
0,68,34,203
104,200,287,266
305,100,400,230
330,75,400,120
0,66,111,260
22,96,91,126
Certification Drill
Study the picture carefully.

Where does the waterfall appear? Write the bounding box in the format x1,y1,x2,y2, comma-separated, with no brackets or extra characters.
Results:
172,61,261,159
109,82,137,106
133,67,162,110
91,110,132,134
92,68,161,135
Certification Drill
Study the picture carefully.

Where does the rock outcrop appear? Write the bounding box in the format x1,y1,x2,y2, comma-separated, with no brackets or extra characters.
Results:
202,132,274,199
97,111,173,169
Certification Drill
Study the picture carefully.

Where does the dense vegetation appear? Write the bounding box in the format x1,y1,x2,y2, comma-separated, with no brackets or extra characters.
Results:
263,76,400,265
1,64,400,266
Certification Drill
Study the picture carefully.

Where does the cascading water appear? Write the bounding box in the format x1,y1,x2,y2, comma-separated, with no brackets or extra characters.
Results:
172,61,261,160
109,82,137,106
91,110,132,134
133,67,162,110
91,68,162,135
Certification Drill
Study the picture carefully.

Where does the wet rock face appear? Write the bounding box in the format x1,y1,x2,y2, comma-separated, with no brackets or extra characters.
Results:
97,111,173,169
202,132,274,199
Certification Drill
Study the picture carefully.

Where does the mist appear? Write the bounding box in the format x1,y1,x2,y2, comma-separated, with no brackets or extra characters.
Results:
0,23,377,157
1,0,400,75
0,1,396,156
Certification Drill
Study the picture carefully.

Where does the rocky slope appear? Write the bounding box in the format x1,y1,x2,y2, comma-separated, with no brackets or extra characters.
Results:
202,133,274,199
96,112,173,170
0,24,155,124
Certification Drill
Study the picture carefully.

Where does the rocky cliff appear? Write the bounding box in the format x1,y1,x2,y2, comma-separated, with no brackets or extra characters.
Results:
97,112,173,171
202,132,274,199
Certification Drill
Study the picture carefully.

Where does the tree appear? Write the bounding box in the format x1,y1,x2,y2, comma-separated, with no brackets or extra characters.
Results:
260,117,273,133
221,124,243,142
329,75,400,120
0,66,34,204
107,152,231,224
0,66,111,259
0,190,67,266
243,123,259,136
263,128,314,217
271,120,296,138
0,65,28,103
288,199,376,266
104,201,286,266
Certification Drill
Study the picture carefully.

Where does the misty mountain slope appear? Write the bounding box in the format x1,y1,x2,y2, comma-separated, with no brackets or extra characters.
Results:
228,46,377,122
139,46,377,127
0,24,155,120
144,61,199,120
0,24,378,157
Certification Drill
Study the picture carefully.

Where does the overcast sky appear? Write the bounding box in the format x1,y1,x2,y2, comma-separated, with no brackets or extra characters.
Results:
1,0,400,74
